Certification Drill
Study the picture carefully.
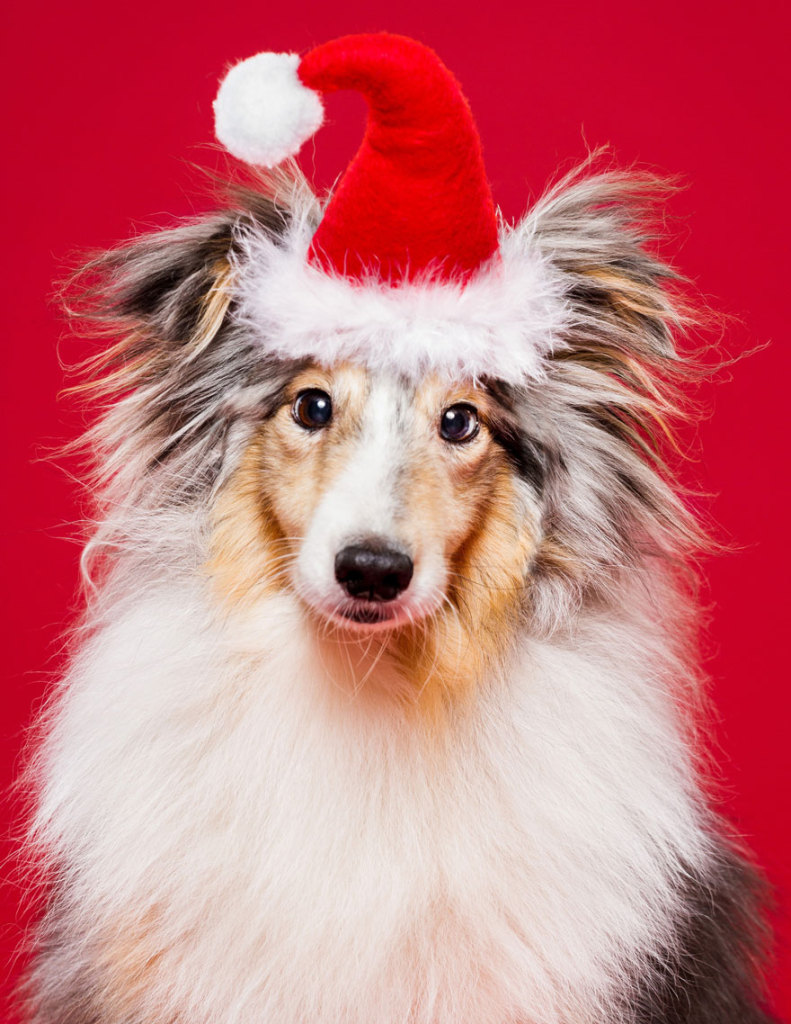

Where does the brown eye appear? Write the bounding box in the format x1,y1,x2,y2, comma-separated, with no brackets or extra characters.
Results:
292,389,333,429
440,403,479,443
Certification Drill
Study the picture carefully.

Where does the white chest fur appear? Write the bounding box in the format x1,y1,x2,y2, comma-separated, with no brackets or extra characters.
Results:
36,582,708,1024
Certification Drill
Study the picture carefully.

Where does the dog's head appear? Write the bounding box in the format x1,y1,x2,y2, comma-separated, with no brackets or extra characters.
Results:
71,168,698,695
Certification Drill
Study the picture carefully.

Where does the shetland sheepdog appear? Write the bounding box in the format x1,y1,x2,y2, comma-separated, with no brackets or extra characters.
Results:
21,166,774,1024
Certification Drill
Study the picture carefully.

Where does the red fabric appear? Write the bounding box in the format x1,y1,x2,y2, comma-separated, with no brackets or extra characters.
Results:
299,33,499,282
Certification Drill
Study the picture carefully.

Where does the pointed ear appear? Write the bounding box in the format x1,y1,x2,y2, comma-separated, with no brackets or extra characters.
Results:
528,171,687,364
63,183,300,515
100,216,238,349
72,185,292,353
510,170,706,636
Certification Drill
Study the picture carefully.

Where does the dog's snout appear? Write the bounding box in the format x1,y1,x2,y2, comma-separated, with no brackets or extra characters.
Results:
335,543,414,602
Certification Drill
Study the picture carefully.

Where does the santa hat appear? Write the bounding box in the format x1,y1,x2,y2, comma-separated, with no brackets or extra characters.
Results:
213,32,568,381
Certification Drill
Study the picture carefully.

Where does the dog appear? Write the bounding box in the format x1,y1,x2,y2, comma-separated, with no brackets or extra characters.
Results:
21,32,774,1024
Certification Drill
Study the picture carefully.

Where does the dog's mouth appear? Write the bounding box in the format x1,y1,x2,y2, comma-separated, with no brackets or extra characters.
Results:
342,603,393,625
328,598,404,632
298,581,445,635
307,591,429,634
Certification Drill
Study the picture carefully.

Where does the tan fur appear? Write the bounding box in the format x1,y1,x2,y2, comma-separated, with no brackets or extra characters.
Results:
582,266,667,320
208,366,368,605
93,913,179,1024
207,364,539,712
208,437,288,607
392,464,535,713
188,261,234,358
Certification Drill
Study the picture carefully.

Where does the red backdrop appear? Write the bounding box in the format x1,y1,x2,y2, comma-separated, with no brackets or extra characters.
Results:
2,0,789,1016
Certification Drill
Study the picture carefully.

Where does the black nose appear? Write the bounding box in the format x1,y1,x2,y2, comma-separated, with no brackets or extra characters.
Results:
334,543,414,602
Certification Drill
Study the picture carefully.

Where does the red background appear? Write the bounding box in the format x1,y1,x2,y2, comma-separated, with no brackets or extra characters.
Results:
2,0,789,1016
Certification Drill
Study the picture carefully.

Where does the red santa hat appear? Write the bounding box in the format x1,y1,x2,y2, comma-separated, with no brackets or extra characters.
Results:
213,33,568,381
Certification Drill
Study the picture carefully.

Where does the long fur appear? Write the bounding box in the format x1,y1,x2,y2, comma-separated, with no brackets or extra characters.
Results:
20,164,774,1024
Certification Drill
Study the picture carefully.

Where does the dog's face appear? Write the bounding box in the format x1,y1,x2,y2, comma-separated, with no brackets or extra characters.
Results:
81,174,694,698
208,362,541,687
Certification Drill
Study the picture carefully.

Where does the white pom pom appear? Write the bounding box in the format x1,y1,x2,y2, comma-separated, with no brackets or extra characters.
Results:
214,52,324,167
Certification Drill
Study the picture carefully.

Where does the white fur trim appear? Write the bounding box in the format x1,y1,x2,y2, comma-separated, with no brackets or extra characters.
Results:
214,53,324,167
233,205,572,382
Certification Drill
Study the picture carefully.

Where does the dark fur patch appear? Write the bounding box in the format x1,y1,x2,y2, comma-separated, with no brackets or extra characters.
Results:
115,219,236,335
105,195,288,341
483,380,554,493
632,835,776,1023
489,418,550,493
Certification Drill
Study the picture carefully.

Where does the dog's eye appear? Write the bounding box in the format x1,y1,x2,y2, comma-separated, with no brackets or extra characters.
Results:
440,403,479,443
292,389,333,429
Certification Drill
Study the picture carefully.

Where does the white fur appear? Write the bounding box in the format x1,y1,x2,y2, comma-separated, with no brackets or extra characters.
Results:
295,376,448,629
33,569,711,1024
214,53,324,167
232,207,571,383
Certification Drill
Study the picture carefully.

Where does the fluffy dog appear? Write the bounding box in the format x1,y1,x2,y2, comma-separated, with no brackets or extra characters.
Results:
21,33,774,1024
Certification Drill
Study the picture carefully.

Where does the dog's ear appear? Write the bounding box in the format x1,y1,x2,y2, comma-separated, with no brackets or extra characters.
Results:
529,172,685,367
524,171,696,459
517,173,705,632
65,187,297,522
101,215,239,350
74,187,291,354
